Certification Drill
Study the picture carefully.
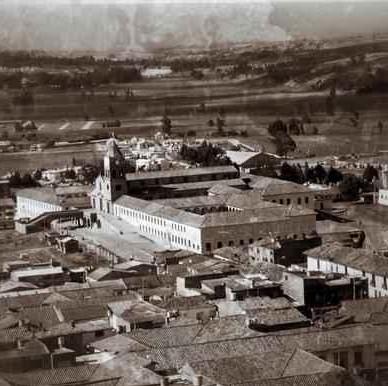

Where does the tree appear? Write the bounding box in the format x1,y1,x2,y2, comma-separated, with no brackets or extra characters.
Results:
20,172,38,187
304,163,316,183
9,171,22,187
64,168,77,180
339,174,362,200
268,119,287,137
274,134,296,157
179,141,231,167
191,69,204,80
288,118,303,135
314,164,327,184
33,169,42,181
280,162,304,184
326,167,343,184
363,164,379,183
161,114,172,135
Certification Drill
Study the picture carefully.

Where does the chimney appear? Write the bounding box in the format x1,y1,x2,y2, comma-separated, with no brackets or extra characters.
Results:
57,337,63,349
193,376,203,386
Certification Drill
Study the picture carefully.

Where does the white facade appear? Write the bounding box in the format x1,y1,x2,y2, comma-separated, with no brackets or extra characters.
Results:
378,189,388,206
16,196,61,220
114,202,203,253
307,256,388,298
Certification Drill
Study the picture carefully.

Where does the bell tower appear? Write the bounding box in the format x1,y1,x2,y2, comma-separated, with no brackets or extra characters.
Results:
91,135,127,214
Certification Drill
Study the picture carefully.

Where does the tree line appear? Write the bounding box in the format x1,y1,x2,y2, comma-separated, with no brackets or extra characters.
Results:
279,162,380,201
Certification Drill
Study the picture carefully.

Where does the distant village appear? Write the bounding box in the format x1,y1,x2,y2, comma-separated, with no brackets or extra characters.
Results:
0,132,387,385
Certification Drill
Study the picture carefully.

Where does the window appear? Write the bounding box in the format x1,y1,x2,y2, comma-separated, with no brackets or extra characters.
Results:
240,240,244,246
249,239,253,244
95,330,104,338
372,274,376,287
279,199,284,205
339,351,349,368
229,241,234,247
286,199,291,205
217,242,223,249
354,351,363,367
305,197,309,204
206,242,211,252
297,197,302,205
384,276,387,290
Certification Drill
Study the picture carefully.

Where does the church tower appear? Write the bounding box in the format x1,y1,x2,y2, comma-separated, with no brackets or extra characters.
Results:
91,136,127,214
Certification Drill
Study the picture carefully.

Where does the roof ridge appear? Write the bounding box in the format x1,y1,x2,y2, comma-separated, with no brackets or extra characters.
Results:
280,347,299,377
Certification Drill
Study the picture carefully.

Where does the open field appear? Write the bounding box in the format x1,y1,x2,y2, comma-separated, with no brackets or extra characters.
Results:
1,70,388,174
0,144,104,175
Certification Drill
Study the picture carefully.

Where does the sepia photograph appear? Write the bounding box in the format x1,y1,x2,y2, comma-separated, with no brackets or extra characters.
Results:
0,0,388,384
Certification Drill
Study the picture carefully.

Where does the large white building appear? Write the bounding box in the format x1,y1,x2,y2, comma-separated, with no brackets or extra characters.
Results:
16,185,90,219
90,138,317,254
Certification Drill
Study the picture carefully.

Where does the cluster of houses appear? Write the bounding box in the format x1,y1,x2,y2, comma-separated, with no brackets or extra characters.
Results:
2,137,388,384
0,237,387,384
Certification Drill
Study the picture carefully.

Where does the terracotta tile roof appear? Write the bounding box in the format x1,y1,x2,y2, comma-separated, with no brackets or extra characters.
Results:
251,177,312,196
0,364,101,385
193,316,262,344
17,305,64,328
91,334,148,354
138,324,376,371
1,339,49,360
0,326,33,344
125,166,237,182
154,296,215,312
228,372,369,386
183,349,343,385
60,304,107,323
108,300,165,324
128,324,202,349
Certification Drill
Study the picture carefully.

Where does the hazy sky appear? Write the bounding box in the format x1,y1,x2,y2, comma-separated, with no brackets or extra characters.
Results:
0,1,387,52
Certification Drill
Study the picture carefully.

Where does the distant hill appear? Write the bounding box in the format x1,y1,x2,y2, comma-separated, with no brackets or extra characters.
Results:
0,1,387,54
